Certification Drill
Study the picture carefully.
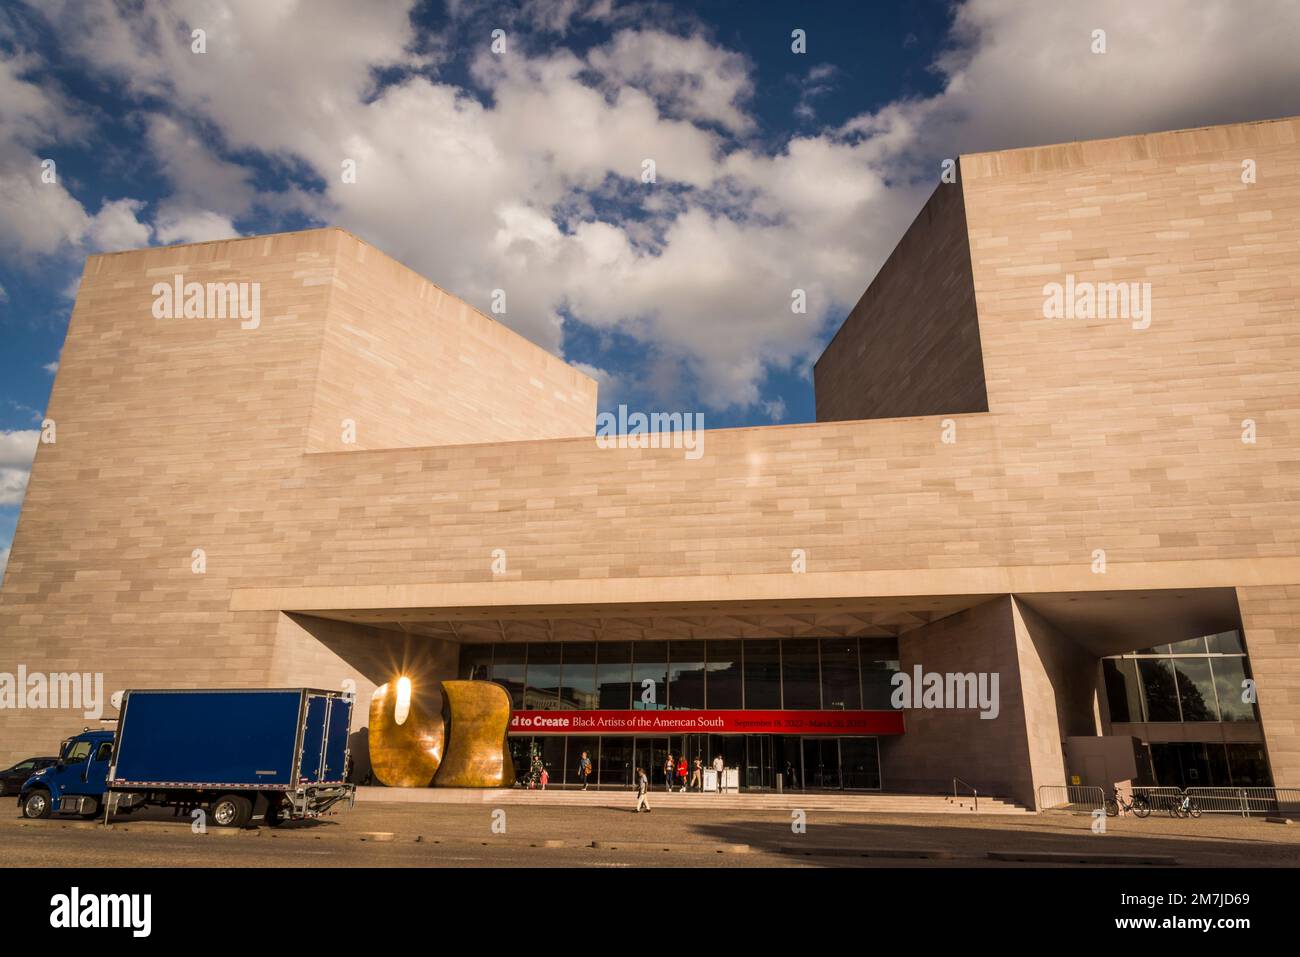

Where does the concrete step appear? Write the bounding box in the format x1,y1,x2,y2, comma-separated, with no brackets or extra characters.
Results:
356,787,1031,814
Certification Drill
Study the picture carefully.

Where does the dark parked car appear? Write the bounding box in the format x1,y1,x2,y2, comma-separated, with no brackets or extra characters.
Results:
0,757,58,795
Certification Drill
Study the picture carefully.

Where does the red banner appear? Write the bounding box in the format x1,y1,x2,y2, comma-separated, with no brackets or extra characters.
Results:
508,709,904,736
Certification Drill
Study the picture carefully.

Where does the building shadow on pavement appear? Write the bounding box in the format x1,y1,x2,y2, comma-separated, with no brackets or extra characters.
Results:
687,817,1300,867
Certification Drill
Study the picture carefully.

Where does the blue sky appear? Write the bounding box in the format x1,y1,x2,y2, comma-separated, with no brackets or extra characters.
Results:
3,0,1300,579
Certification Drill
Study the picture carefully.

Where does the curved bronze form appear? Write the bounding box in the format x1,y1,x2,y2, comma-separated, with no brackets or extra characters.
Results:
433,680,516,788
367,679,445,788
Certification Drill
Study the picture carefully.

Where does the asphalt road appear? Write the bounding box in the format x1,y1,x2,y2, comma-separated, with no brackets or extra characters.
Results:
4,800,1300,868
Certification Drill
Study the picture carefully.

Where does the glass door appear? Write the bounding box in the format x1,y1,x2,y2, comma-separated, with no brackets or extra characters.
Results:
634,737,671,790
599,737,633,789
718,735,745,788
839,737,880,790
744,735,772,789
700,735,746,790
776,735,802,791
801,737,841,790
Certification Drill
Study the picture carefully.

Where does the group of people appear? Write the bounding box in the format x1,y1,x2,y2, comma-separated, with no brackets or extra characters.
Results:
572,749,734,811
662,753,697,792
634,753,727,812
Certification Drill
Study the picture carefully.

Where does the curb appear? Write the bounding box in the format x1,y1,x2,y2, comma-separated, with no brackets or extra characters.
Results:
778,845,954,860
591,839,751,854
987,850,1178,865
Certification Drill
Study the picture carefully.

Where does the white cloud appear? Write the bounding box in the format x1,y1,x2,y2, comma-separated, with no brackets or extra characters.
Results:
0,469,30,507
0,472,23,506
14,0,1300,413
0,48,89,152
0,429,40,468
43,360,58,374
0,282,7,303
0,48,151,259
4,401,42,425
0,166,97,257
450,0,621,36
794,63,838,121
587,29,755,134
146,115,256,216
154,208,241,245
0,545,9,586
0,430,39,507
841,0,1300,163
84,197,152,251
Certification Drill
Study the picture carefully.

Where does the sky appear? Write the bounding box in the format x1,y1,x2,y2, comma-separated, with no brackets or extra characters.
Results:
3,0,1300,582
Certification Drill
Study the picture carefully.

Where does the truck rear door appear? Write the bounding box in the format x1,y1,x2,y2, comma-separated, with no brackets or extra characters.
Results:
322,695,352,783
297,693,330,783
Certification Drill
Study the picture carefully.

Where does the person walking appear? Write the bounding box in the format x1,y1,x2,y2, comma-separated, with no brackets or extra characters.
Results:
577,751,593,791
634,767,651,813
540,766,549,790
676,755,688,792
712,754,725,793
663,753,675,792
690,757,702,792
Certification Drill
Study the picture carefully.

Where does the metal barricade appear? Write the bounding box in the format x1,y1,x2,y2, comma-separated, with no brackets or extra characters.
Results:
1130,786,1184,815
1041,784,1298,817
1038,784,1105,813
1183,786,1300,817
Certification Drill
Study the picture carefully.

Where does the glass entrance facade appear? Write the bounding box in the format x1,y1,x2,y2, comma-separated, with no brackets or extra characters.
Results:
461,637,900,712
507,733,881,791
470,637,895,791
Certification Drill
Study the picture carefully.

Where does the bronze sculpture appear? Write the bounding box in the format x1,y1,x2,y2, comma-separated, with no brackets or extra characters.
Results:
366,677,445,788
366,677,515,788
432,680,516,788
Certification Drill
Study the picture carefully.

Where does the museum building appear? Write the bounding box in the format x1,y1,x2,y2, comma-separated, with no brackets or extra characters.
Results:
1,115,1298,808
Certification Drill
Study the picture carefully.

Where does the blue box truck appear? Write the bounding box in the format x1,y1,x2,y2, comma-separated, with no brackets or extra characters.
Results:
18,688,354,828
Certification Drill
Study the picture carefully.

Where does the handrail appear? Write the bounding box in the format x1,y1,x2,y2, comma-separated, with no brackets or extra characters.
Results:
952,776,979,811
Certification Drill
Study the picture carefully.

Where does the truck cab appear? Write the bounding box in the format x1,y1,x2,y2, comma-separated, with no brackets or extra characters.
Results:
18,729,115,820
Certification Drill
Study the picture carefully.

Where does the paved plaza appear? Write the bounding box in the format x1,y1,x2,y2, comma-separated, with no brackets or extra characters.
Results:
4,799,1298,868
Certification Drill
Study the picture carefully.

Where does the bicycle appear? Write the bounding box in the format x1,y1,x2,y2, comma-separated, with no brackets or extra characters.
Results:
1104,788,1152,818
1172,794,1202,819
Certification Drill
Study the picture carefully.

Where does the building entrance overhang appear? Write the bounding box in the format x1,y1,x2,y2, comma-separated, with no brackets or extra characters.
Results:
242,579,1244,652
271,594,998,643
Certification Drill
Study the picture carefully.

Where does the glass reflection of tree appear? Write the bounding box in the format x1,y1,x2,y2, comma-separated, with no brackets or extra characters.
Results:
1139,660,1180,721
1174,665,1215,721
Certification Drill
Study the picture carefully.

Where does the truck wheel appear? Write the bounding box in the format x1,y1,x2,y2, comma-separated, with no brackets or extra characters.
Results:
22,789,52,819
211,794,252,828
